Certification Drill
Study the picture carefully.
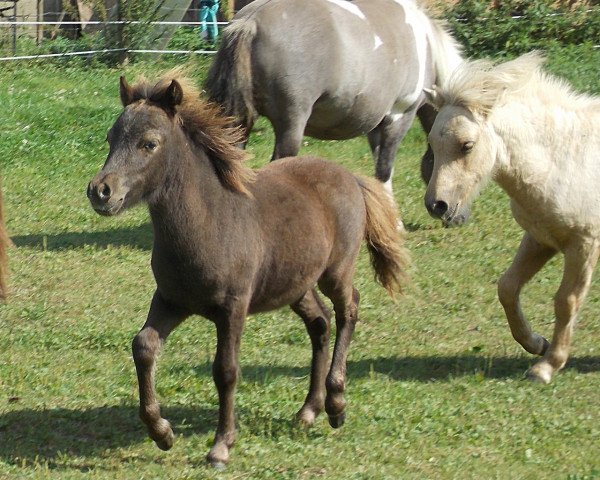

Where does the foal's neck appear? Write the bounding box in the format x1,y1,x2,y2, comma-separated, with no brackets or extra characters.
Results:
148,140,240,245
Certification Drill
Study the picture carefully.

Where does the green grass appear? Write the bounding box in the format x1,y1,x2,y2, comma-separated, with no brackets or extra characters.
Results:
1,47,600,479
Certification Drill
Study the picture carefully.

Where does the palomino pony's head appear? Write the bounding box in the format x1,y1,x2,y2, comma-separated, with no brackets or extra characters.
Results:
423,53,545,225
88,72,254,216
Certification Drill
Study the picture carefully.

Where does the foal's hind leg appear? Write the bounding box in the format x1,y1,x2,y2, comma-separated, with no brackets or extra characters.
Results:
291,289,332,426
527,240,599,384
132,292,188,451
319,277,360,429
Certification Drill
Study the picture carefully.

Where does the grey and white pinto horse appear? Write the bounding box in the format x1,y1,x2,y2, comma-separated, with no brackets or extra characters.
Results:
205,0,465,223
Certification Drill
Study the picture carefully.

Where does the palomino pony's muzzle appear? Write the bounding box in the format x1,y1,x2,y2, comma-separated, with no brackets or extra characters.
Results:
424,196,469,227
87,172,126,216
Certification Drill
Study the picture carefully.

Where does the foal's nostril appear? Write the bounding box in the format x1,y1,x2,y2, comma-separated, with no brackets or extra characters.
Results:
98,183,112,200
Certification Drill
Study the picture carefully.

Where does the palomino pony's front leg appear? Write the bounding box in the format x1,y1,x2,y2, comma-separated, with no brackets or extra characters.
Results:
207,303,247,468
498,233,556,356
528,240,599,384
132,291,188,450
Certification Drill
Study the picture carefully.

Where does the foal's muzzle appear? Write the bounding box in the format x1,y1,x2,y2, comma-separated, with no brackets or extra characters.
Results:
87,173,126,216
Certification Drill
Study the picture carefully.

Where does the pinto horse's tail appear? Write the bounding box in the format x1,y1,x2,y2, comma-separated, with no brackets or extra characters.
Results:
204,19,258,140
0,180,9,301
357,176,410,297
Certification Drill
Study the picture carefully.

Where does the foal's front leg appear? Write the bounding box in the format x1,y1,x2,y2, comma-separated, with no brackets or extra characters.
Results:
207,303,247,468
498,233,556,356
132,291,188,450
528,240,599,384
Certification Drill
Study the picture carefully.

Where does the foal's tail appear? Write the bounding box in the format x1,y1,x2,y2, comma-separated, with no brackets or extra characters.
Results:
204,19,258,137
0,180,9,301
357,176,410,297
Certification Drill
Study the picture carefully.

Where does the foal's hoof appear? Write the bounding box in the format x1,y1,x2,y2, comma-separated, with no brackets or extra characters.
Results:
328,412,346,429
296,407,319,427
154,430,175,451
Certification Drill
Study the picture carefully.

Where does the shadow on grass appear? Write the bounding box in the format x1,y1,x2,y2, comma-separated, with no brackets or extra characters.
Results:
11,224,153,251
186,354,600,383
0,404,218,467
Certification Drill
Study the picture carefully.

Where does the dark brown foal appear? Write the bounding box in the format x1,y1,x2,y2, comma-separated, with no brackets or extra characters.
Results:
88,72,409,467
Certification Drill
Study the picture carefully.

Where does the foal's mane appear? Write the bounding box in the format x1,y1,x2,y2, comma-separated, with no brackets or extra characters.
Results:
131,70,256,195
432,52,598,116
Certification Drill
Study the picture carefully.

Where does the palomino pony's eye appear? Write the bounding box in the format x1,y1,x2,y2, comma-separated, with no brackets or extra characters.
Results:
462,141,475,153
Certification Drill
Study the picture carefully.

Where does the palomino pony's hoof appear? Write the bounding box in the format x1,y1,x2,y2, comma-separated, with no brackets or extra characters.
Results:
328,412,346,429
525,362,553,384
209,460,227,471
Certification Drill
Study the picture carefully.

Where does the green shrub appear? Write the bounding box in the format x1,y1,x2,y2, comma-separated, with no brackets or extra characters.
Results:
443,0,600,58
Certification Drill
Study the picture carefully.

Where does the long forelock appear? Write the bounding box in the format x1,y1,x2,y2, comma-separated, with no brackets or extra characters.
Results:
436,52,595,116
130,70,256,195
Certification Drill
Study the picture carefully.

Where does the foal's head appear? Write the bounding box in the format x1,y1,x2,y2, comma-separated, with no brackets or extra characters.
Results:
88,73,253,216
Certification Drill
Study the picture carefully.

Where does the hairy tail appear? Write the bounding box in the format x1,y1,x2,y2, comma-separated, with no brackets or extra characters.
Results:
204,19,258,135
357,176,410,297
0,180,9,301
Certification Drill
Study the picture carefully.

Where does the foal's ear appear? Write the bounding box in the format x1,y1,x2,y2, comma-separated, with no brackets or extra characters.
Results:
151,79,184,111
423,86,442,110
120,76,134,107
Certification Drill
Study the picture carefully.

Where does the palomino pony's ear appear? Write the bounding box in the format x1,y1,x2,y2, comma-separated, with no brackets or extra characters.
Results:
150,79,184,112
120,76,134,107
423,86,443,111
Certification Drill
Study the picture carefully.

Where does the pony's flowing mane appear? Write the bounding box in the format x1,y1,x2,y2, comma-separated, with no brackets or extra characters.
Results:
433,52,600,116
130,70,256,195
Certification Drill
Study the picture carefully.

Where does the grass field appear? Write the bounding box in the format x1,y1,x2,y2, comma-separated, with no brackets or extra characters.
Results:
1,47,599,479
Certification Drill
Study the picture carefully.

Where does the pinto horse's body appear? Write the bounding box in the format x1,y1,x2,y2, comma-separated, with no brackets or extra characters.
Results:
88,73,409,466
205,0,463,207
424,53,600,384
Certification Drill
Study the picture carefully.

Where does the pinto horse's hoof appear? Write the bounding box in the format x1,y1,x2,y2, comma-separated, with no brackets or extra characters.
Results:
328,412,346,429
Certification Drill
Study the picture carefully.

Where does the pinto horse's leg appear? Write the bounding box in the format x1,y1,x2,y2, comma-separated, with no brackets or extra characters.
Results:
416,103,436,185
132,291,188,451
290,289,332,426
527,239,600,384
368,112,416,197
207,302,247,468
498,233,556,357
270,107,311,160
318,278,360,429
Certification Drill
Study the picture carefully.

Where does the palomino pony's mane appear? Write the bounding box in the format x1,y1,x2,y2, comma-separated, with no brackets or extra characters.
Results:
130,71,256,195
432,52,600,116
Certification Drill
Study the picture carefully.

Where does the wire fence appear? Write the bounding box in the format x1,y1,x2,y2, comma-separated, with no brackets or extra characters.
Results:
0,6,598,62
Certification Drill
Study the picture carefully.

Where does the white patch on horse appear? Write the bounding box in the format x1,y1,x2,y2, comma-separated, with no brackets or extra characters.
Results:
326,0,366,20
383,168,395,197
390,0,429,112
373,34,383,51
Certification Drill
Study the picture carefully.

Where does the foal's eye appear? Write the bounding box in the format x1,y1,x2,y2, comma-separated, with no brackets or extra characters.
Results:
461,141,475,153
143,141,158,151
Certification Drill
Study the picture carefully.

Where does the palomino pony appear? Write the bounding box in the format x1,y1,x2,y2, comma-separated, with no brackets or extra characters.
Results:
0,180,8,300
424,53,600,384
205,0,466,222
87,73,409,466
